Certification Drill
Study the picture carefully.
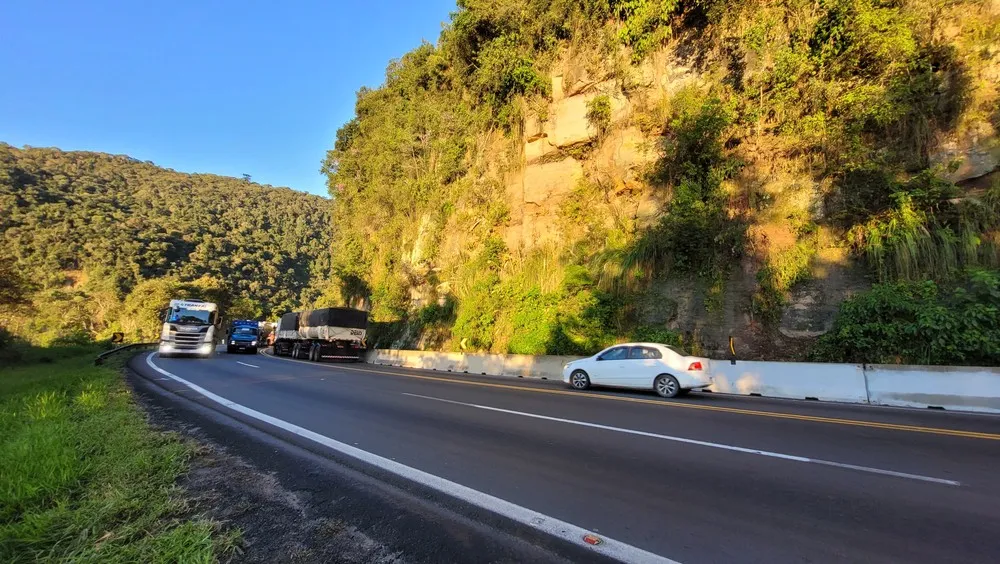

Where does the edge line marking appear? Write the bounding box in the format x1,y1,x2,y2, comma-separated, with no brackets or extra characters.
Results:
144,353,676,564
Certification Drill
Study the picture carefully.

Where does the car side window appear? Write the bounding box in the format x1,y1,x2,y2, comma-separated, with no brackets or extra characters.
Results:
629,346,662,360
598,347,627,361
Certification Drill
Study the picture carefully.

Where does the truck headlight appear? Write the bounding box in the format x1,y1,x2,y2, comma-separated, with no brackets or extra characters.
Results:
251,340,257,346
199,343,213,354
230,340,236,345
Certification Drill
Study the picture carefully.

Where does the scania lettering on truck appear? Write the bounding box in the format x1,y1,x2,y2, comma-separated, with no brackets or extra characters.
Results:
272,307,368,362
158,299,218,358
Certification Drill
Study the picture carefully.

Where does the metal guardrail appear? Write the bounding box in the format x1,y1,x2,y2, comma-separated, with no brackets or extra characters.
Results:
94,342,157,365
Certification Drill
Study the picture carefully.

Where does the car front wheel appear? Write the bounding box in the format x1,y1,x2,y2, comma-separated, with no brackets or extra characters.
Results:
654,374,681,398
569,370,591,390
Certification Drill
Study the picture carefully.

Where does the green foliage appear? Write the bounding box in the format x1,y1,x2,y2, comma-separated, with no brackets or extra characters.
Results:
753,225,820,322
324,43,475,315
0,144,332,343
473,34,549,127
586,94,613,136
608,0,679,62
601,93,744,291
654,95,744,274
0,349,238,561
845,175,999,281
734,0,971,169
418,296,458,326
0,257,29,307
627,324,681,346
450,253,622,355
322,0,997,359
814,269,1000,365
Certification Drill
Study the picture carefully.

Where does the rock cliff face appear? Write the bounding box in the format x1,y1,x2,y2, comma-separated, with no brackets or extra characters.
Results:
495,42,999,356
931,121,1000,184
330,2,1000,359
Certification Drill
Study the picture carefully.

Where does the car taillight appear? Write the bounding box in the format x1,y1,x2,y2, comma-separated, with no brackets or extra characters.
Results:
687,361,703,371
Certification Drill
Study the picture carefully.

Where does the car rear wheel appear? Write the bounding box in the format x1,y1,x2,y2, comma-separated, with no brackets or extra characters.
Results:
655,374,681,398
569,370,591,390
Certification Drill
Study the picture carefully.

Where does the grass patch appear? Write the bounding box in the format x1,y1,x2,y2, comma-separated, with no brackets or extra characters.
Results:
0,347,239,562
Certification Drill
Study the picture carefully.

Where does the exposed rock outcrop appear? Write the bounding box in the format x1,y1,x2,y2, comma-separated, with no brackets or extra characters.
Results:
931,121,1000,183
505,157,584,249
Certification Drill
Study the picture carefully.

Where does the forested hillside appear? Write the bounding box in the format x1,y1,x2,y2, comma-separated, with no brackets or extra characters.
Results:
324,0,1000,364
0,144,332,345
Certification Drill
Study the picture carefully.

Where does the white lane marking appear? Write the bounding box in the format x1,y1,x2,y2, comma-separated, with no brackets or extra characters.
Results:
403,393,961,487
143,353,676,564
236,361,260,368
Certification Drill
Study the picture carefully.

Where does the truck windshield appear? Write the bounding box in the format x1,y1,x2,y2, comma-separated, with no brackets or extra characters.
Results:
168,308,212,325
232,327,257,335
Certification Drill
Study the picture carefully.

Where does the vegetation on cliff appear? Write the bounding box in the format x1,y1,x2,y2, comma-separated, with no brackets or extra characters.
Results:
0,144,332,347
325,0,1000,363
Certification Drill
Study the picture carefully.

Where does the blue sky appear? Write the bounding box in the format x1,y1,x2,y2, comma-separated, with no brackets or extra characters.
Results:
0,0,458,196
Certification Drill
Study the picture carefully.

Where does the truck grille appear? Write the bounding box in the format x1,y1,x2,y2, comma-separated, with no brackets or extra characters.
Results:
170,329,206,349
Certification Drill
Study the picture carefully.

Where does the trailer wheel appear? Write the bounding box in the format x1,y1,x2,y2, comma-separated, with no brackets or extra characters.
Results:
292,343,301,359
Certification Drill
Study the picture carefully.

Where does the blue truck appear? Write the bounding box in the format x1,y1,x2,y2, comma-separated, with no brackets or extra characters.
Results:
226,319,261,354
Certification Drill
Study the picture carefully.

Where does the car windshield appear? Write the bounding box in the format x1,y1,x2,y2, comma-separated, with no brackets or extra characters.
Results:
168,308,212,325
664,345,690,356
233,327,257,335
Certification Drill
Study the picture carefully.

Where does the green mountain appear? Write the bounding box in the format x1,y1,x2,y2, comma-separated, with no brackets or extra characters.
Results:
0,144,332,343
324,0,1000,364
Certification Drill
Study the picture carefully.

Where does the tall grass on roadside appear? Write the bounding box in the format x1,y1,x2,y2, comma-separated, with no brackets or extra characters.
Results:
848,187,1000,282
0,349,239,562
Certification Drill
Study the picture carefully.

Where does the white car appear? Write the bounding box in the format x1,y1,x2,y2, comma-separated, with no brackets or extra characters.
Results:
562,343,712,398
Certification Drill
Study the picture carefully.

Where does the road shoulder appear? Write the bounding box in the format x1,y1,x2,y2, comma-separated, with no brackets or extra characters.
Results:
126,355,607,564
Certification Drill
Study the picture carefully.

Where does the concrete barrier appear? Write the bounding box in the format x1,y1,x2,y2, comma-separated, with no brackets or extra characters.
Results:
865,364,1000,413
369,349,583,379
708,360,869,403
371,349,441,371
500,354,584,379
433,352,468,372
463,354,507,375
367,349,1000,414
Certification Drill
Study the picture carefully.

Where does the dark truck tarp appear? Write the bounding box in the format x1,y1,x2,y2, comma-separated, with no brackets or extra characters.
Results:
277,312,299,332
300,307,368,329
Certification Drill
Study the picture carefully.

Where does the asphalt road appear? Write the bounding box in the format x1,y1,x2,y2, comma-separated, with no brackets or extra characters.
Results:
132,349,1000,563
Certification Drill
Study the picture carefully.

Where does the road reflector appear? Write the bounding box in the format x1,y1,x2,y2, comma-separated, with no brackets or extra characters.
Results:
583,533,603,546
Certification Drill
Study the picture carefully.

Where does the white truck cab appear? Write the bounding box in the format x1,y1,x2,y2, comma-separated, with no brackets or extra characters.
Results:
158,299,218,358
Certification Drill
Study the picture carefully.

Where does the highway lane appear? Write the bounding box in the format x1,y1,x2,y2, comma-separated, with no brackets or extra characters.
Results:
133,350,1000,563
